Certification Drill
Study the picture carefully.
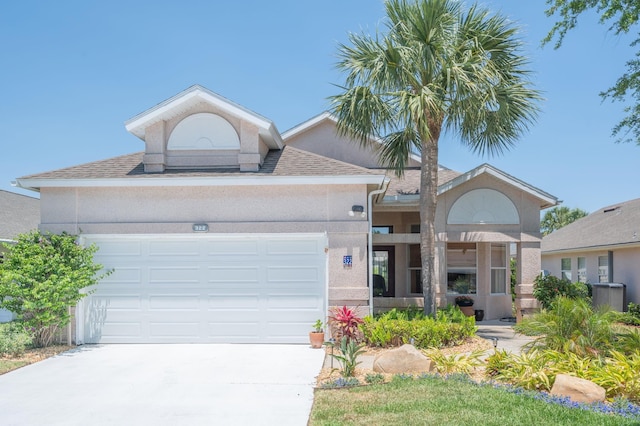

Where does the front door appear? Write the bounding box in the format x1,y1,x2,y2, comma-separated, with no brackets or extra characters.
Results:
372,246,395,297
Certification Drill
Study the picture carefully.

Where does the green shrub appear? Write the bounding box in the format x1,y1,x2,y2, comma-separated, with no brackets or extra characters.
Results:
532,274,589,310
425,348,484,375
612,311,640,326
0,322,32,357
515,297,615,357
361,307,475,349
0,231,111,347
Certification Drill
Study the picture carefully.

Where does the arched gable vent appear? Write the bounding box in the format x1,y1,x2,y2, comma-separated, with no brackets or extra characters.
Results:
448,189,519,224
168,113,240,150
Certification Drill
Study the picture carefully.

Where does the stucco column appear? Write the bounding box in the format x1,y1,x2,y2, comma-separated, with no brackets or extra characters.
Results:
515,241,541,322
143,121,167,173
434,241,447,307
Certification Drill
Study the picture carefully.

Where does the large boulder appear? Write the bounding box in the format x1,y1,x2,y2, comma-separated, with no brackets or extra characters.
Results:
373,344,434,374
550,374,606,404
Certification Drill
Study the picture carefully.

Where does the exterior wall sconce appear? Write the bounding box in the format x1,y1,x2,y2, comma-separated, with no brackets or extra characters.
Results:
348,205,366,218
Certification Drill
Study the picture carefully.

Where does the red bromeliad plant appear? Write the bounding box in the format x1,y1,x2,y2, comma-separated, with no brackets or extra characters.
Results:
329,306,363,342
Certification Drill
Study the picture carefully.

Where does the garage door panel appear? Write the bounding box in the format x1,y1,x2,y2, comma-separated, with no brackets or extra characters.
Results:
266,294,323,308
149,266,200,283
148,240,200,256
149,322,200,338
207,266,259,283
207,322,261,338
82,234,326,344
102,267,142,284
94,240,142,256
207,294,260,309
149,295,200,310
267,266,319,282
97,322,142,339
206,240,259,255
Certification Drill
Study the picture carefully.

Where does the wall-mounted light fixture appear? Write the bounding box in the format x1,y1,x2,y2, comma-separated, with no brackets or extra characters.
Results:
348,205,366,218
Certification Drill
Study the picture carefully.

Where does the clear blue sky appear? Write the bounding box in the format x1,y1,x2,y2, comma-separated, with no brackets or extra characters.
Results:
2,0,638,213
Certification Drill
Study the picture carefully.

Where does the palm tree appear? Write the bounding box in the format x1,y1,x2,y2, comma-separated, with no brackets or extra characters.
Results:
540,206,588,236
330,0,541,315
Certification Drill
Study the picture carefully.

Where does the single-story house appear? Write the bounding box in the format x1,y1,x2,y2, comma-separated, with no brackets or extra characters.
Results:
15,85,557,344
0,189,40,322
541,198,640,309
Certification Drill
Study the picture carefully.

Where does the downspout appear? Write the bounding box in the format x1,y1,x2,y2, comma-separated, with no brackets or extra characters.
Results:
368,178,390,317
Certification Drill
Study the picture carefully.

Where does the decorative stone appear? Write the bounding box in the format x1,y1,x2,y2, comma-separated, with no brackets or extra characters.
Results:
373,344,434,374
550,374,606,404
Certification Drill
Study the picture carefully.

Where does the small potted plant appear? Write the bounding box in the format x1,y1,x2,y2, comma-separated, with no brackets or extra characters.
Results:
455,295,475,317
309,319,325,348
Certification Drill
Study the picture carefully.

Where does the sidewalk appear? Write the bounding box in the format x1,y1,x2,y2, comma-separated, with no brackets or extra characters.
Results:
475,319,534,354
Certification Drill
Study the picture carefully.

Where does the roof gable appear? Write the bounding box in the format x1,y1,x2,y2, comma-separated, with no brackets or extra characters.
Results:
283,112,421,168
125,85,282,149
380,163,557,209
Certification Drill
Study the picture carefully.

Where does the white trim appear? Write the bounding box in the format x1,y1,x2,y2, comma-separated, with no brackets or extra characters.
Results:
16,174,386,191
282,112,335,140
542,241,640,255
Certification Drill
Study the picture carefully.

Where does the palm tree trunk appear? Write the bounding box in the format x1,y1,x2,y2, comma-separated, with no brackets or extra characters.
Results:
420,132,440,316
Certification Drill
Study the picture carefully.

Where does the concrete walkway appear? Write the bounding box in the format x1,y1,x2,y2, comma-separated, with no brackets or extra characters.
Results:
475,319,535,354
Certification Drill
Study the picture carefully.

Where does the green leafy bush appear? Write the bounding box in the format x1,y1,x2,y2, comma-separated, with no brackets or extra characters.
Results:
515,297,615,357
361,306,476,349
0,231,112,347
425,348,484,375
0,322,32,357
628,302,640,319
532,274,589,310
486,348,640,403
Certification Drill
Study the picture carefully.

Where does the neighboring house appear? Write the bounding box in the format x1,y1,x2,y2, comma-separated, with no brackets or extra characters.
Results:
15,85,557,344
0,190,40,322
542,198,640,308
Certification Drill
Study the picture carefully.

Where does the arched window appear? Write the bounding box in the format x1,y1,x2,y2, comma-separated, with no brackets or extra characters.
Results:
167,113,240,150
447,189,519,224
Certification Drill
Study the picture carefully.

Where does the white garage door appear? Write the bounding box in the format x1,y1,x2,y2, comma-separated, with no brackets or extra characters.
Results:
79,234,327,344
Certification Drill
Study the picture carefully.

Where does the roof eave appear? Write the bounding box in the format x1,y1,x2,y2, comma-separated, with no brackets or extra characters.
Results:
542,240,640,254
15,174,386,190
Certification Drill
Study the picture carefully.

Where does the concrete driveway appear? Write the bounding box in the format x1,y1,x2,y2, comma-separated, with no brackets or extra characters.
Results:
0,344,325,426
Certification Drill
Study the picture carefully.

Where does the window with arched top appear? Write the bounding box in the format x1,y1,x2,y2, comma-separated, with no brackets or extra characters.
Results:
167,113,240,150
447,189,519,225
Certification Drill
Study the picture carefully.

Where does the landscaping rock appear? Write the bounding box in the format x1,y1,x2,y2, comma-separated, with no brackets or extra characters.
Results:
373,344,434,374
550,374,606,404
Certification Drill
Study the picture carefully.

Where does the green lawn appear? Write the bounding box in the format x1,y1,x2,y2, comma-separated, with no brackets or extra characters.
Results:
310,376,638,426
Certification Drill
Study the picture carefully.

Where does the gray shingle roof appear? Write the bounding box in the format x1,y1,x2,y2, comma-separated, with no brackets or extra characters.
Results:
18,146,381,182
384,168,462,196
542,198,640,253
0,190,40,240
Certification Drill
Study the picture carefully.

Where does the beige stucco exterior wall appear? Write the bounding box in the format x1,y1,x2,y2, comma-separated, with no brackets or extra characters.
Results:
285,119,420,169
542,247,639,307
